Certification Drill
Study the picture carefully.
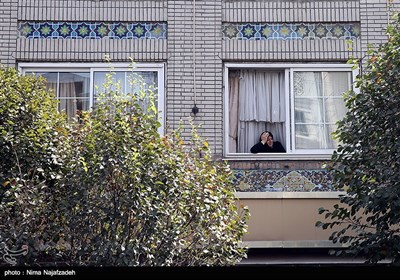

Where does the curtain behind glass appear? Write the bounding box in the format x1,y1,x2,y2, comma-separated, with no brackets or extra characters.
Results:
232,69,286,153
228,71,239,153
294,71,349,149
58,73,90,120
58,81,77,119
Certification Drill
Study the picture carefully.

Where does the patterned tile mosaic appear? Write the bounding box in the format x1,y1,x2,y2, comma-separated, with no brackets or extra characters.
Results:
18,21,167,39
233,169,339,192
222,22,360,40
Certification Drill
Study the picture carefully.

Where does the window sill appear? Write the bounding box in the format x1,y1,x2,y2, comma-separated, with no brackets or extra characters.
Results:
223,153,333,161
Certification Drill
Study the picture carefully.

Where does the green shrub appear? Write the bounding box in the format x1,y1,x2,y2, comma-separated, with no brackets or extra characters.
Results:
0,66,72,263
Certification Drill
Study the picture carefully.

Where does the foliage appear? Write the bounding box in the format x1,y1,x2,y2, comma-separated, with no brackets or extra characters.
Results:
0,66,73,263
0,66,249,266
316,13,400,265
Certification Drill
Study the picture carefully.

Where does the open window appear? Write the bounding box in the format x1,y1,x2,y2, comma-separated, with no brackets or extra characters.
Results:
224,63,355,158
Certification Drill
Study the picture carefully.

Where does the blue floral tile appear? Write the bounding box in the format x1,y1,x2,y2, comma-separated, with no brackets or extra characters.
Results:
38,23,54,38
149,23,167,39
19,22,35,37
222,24,239,39
240,24,257,39
260,24,273,39
294,24,310,39
57,23,72,38
76,23,91,38
94,23,110,38
114,23,128,38
131,23,147,38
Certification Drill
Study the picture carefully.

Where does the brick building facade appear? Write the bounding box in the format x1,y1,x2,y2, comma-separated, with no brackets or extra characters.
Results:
1,0,398,247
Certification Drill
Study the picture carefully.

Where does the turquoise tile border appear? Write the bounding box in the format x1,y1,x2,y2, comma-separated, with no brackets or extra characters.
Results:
233,169,339,192
222,22,360,40
18,21,167,39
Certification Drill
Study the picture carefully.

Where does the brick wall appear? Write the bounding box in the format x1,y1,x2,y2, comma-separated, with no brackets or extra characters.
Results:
0,0,17,67
166,0,223,155
360,0,399,54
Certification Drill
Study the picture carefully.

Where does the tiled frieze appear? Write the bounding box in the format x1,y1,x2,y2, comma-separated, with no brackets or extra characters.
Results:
222,22,360,40
18,21,167,39
233,169,338,192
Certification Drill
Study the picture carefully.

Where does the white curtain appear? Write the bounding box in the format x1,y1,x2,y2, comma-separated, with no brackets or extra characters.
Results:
230,69,286,153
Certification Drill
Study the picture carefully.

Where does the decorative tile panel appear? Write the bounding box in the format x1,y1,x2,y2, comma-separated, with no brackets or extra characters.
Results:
233,169,338,192
222,22,360,40
18,22,167,39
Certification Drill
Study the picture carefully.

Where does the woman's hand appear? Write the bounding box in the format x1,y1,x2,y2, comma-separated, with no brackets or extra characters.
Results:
260,132,269,145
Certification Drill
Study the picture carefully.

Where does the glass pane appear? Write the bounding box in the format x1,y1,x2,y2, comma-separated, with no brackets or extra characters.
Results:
59,99,90,117
293,72,323,97
93,71,125,98
126,71,158,109
325,124,340,149
33,72,58,97
294,98,324,124
324,97,347,123
295,124,324,149
93,71,158,114
294,70,351,150
322,72,351,97
126,71,157,92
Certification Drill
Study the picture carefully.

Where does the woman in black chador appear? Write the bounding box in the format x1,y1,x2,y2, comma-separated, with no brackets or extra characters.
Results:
250,131,286,153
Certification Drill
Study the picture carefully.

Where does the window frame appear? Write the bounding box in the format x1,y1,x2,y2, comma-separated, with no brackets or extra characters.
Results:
18,62,165,135
223,63,358,160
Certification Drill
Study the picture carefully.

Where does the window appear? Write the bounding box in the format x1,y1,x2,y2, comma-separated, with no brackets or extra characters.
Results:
224,64,354,157
292,70,350,151
19,63,165,134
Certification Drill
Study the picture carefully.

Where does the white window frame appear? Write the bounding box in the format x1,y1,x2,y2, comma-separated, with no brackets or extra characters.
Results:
18,62,165,135
223,63,358,160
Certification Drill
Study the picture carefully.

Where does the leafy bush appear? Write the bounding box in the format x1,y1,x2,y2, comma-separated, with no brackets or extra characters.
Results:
0,66,249,266
0,66,73,263
316,13,400,265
